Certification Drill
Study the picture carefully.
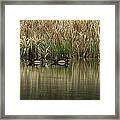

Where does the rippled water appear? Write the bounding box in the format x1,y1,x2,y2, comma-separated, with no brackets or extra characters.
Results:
20,60,100,100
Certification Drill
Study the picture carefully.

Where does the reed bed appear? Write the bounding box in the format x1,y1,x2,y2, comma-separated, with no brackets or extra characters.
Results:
20,20,100,62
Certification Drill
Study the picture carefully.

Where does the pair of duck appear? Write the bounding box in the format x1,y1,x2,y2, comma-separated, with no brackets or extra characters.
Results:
34,59,68,66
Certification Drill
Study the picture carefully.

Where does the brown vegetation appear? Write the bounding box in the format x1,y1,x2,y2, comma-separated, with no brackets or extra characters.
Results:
20,20,100,64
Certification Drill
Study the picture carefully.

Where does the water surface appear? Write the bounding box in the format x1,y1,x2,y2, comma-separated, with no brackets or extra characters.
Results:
20,60,100,100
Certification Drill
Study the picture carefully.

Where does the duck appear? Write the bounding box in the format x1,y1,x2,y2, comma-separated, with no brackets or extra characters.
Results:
57,60,66,66
34,60,41,65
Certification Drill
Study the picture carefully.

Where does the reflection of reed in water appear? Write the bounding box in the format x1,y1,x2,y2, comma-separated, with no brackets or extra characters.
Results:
20,60,100,100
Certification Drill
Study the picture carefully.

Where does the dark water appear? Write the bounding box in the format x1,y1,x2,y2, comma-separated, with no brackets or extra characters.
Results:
20,60,100,100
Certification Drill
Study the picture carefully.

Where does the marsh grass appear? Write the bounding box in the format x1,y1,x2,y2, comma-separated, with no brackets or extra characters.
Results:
20,20,100,63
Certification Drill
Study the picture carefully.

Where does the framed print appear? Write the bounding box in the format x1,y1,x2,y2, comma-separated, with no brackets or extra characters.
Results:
0,0,119,119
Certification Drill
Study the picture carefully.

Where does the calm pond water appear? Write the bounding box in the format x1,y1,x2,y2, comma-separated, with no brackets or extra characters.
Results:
20,60,100,100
